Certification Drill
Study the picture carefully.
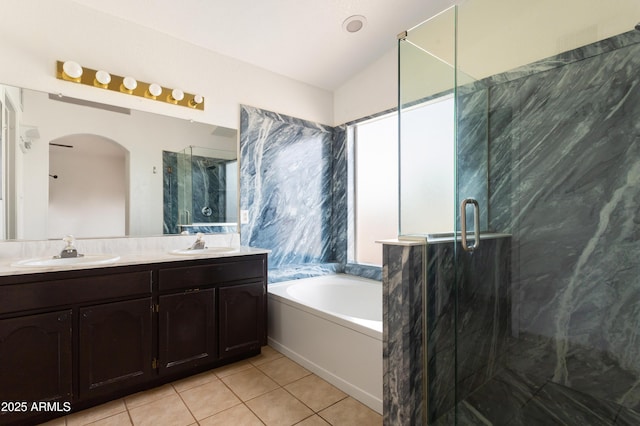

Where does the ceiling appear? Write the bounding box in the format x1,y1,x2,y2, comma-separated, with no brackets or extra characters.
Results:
69,0,456,91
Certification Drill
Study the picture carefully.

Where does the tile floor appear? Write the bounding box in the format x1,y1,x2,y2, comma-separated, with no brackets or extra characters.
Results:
39,346,382,426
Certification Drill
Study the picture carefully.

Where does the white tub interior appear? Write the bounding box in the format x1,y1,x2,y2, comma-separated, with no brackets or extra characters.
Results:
267,274,382,413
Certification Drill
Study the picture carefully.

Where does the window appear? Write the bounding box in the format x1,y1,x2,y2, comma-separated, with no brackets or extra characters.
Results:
349,112,399,266
399,96,455,235
349,95,455,266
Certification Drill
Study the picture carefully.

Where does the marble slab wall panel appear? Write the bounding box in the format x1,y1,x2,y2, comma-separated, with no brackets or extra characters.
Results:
425,236,511,423
190,156,228,224
332,125,348,265
424,241,456,422
267,263,343,284
163,151,233,234
345,263,382,281
239,105,347,275
382,242,425,426
456,88,489,230
162,151,179,234
455,237,512,400
486,30,640,408
382,236,510,424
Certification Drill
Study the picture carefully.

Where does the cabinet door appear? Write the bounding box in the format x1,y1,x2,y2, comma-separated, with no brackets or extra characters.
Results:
159,289,216,374
218,282,265,359
0,310,72,418
79,298,153,399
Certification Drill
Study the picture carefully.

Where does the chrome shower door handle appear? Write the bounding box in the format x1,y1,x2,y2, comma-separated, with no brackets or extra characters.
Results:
460,198,480,252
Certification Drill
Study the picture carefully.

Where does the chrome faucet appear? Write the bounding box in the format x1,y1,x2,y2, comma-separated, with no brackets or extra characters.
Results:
189,233,206,250
57,235,84,258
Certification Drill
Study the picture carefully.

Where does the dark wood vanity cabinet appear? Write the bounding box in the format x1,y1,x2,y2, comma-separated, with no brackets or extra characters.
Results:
219,281,265,359
79,297,154,399
0,310,73,425
157,256,268,365
158,289,217,374
0,253,267,425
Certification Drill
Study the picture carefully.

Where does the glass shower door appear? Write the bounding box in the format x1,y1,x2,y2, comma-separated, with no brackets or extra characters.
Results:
398,7,465,424
400,1,640,424
451,0,640,424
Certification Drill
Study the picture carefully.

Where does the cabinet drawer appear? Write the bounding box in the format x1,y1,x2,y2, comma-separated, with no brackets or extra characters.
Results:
158,258,265,291
0,271,152,315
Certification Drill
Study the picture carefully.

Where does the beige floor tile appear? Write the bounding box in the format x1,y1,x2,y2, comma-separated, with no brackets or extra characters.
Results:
171,370,218,393
258,356,311,386
179,379,241,420
212,359,253,379
198,403,264,426
294,415,331,426
220,366,279,401
66,399,126,426
36,416,66,426
246,388,314,426
248,345,284,366
87,411,132,425
128,394,195,426
318,398,382,426
124,384,176,409
285,375,348,412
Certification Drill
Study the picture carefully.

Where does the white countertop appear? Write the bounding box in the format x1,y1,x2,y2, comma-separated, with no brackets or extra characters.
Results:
0,234,270,277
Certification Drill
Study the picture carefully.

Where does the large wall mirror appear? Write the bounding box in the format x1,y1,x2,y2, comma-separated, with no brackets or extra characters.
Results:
0,83,238,241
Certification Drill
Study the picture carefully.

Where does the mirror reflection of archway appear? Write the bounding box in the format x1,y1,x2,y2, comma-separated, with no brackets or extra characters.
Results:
48,133,128,239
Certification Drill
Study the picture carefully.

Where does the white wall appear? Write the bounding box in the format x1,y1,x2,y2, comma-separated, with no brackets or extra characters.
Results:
1,86,25,239
49,143,126,239
333,48,397,126
334,0,640,126
0,0,333,128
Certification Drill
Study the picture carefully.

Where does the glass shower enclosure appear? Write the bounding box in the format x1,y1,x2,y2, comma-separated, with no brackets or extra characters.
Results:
163,145,238,234
399,1,640,424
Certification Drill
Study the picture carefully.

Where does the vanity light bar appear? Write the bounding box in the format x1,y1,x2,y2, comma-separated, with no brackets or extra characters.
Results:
56,60,205,110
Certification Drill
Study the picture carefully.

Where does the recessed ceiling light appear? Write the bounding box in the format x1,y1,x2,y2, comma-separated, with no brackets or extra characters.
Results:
343,15,367,33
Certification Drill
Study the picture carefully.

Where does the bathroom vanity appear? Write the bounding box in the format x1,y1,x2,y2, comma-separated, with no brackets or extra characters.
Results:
0,251,267,425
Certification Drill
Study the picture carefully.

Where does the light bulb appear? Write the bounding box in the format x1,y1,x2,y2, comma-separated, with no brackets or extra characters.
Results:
62,61,83,81
94,70,111,88
189,94,204,108
121,76,137,93
168,88,184,103
147,83,162,98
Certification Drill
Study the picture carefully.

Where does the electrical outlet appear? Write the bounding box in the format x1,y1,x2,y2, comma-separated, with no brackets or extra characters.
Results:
240,210,249,224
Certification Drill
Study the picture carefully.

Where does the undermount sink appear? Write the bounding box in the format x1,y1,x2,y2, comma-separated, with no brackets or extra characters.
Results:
169,247,238,255
11,254,121,268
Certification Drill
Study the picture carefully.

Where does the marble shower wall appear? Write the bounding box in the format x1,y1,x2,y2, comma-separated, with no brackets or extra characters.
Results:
485,30,640,407
239,105,348,279
163,151,237,234
383,242,425,425
426,236,511,422
163,151,179,234
381,236,511,424
456,87,489,231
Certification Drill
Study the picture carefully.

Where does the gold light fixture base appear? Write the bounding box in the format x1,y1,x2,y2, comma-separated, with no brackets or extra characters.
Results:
56,61,204,110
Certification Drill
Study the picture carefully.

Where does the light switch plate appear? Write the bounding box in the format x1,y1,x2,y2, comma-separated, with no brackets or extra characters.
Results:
240,210,249,224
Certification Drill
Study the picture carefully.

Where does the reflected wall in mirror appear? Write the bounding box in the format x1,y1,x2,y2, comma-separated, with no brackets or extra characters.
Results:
49,134,127,238
0,83,238,241
163,145,238,235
